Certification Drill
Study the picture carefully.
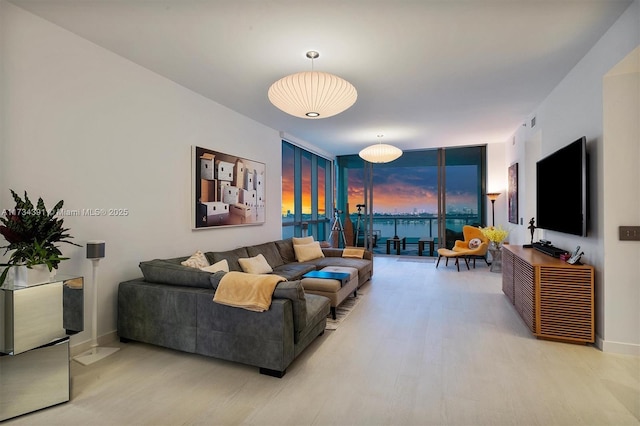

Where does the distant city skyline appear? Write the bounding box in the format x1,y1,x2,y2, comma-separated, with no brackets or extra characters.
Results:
282,157,479,216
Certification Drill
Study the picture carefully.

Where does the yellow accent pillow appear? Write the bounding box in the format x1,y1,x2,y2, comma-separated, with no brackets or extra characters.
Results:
200,259,229,273
238,254,273,274
181,251,209,269
342,247,365,259
293,241,325,262
292,236,314,245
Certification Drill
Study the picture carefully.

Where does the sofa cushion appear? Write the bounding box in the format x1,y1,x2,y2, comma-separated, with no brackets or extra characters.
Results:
209,273,308,341
140,258,213,289
314,256,371,270
246,242,284,268
293,242,325,262
274,239,296,264
314,256,372,285
207,247,249,272
272,263,317,281
238,254,273,274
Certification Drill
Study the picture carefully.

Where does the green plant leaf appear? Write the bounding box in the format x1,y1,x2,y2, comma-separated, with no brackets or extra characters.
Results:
0,190,80,277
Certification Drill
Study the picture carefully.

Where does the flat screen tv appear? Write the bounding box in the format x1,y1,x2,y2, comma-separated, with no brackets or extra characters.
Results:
536,137,588,237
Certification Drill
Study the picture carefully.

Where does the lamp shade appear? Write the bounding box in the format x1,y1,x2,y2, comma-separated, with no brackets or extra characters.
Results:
359,143,403,163
268,70,357,119
487,192,501,201
86,240,105,259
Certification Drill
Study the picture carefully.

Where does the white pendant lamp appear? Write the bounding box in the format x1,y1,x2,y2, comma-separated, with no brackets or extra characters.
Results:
359,135,403,163
268,51,357,119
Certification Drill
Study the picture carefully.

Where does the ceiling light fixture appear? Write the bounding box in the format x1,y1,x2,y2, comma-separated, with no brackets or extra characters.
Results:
359,135,403,164
268,51,357,119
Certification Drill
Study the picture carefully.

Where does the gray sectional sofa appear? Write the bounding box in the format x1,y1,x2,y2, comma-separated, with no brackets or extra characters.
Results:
117,238,373,377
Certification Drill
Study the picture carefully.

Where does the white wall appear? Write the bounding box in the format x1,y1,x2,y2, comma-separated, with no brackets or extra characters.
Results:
1,1,283,347
603,47,640,353
501,128,526,245
508,0,640,354
0,2,6,198
486,142,508,228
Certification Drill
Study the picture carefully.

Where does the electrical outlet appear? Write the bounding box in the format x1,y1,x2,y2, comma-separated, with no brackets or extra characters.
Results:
619,226,640,241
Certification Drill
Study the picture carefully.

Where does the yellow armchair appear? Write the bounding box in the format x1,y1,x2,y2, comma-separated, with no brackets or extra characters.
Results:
436,226,489,271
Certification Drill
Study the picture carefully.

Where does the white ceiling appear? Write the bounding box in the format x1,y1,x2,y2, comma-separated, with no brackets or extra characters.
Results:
8,0,633,156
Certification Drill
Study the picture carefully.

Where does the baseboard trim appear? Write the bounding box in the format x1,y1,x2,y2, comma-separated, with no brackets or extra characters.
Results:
598,336,640,356
69,331,119,357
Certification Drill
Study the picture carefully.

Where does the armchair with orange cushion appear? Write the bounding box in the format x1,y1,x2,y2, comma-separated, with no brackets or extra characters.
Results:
436,225,490,271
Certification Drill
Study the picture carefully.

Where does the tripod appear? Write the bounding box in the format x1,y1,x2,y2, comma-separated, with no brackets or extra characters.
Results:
329,208,346,248
354,204,365,247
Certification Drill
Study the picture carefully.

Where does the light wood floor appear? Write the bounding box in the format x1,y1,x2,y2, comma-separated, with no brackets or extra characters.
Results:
7,256,640,425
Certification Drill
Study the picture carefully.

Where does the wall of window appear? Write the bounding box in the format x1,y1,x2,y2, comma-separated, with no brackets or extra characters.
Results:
282,141,333,240
337,145,486,249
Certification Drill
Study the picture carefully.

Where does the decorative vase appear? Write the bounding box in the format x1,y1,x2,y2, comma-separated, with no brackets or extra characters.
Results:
488,243,503,273
13,264,51,286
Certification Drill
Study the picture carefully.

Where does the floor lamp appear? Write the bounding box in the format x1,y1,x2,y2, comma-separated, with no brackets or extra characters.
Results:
487,193,501,226
74,240,120,366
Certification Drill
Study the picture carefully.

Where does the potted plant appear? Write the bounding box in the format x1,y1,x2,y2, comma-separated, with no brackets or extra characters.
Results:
0,190,80,285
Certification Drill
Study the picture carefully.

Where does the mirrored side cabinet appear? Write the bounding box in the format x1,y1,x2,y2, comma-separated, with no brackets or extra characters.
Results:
0,275,84,421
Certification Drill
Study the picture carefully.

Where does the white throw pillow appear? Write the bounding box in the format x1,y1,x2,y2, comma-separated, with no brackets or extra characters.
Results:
238,254,273,274
294,241,325,262
181,251,209,269
200,259,229,273
468,238,482,250
292,236,314,245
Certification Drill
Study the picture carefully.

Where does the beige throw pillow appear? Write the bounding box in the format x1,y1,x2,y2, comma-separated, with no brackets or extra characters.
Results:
294,241,325,262
238,254,273,274
292,236,314,245
181,251,209,269
200,259,229,273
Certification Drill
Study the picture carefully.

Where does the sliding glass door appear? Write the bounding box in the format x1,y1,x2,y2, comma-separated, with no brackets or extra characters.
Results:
439,147,486,247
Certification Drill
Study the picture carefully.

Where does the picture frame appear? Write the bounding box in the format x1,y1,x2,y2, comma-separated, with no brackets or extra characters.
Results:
192,146,265,229
508,162,518,224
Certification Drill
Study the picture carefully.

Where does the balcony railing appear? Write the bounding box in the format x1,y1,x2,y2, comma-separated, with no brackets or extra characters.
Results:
350,214,480,252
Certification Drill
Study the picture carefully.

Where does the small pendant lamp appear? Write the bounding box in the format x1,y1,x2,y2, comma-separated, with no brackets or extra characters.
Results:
359,135,403,163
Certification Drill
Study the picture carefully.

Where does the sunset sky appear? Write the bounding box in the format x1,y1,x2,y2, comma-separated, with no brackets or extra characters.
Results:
282,160,478,216
347,165,478,214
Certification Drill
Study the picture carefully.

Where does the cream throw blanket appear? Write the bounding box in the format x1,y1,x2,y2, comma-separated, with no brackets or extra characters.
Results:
213,271,285,312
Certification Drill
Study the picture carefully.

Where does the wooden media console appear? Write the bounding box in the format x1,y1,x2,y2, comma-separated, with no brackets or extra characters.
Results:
501,244,594,344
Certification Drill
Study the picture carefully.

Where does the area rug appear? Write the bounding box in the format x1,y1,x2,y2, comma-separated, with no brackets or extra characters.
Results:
325,293,364,330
